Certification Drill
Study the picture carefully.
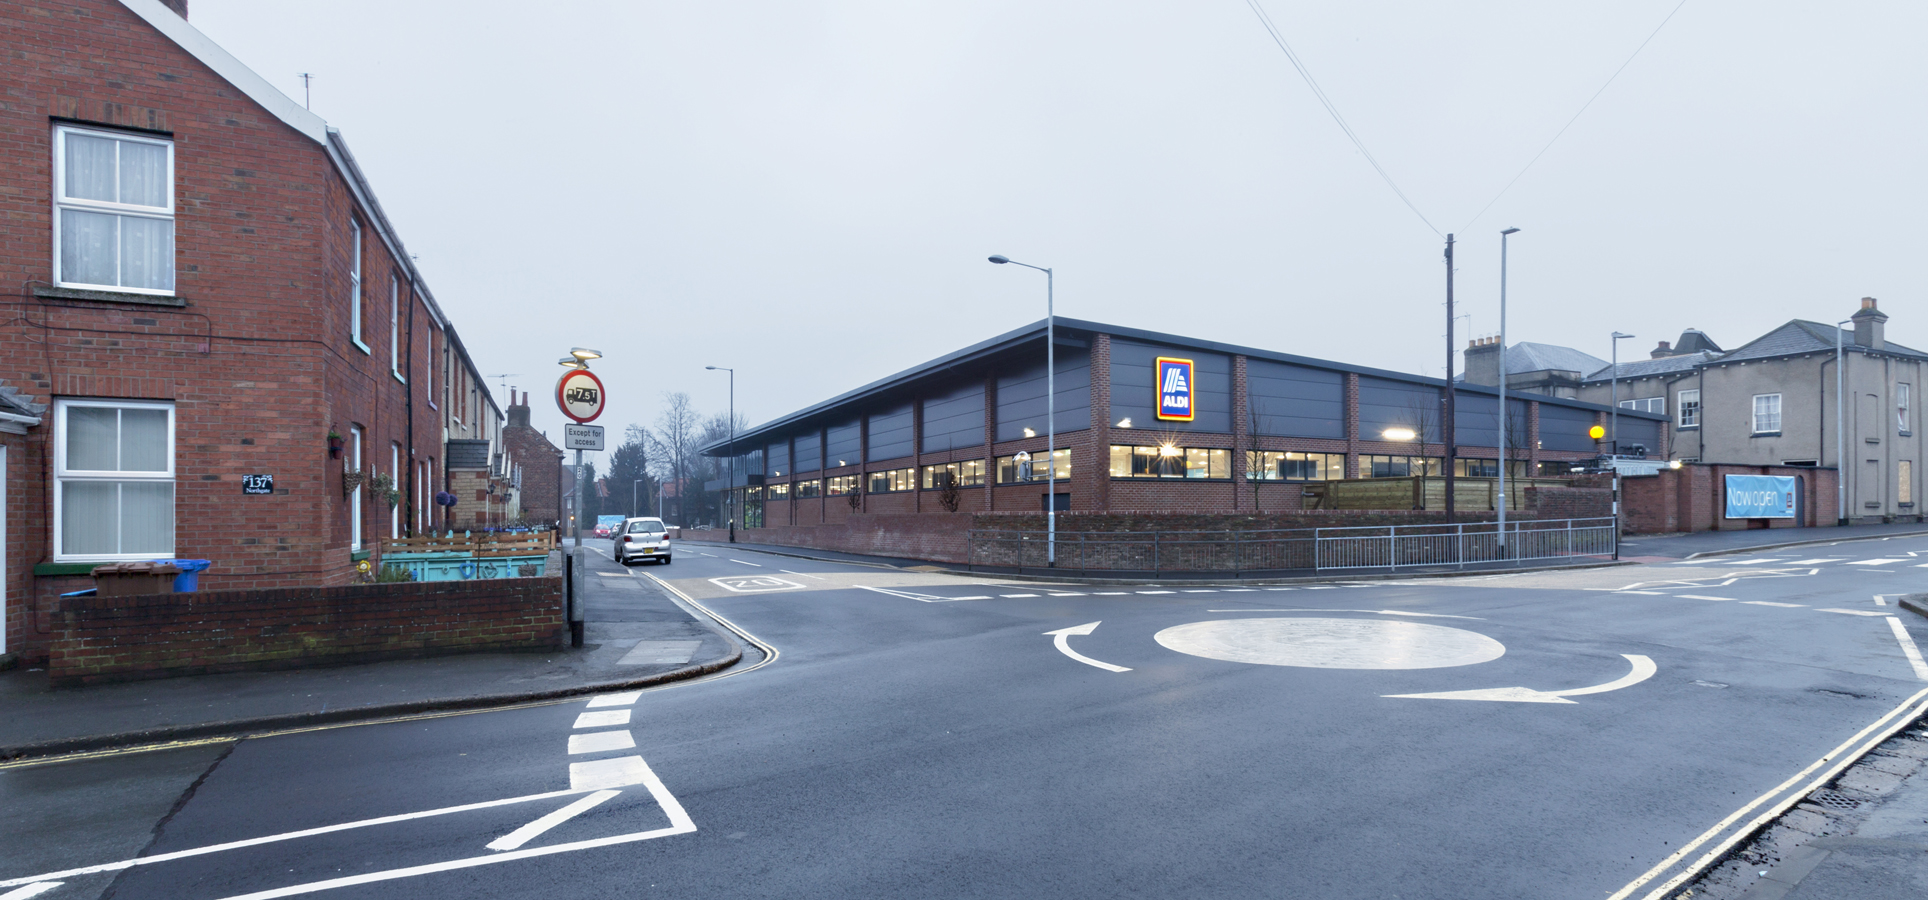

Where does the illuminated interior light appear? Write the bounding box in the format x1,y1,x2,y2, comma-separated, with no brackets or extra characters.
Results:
1382,427,1416,441
1160,444,1181,457
1023,427,1037,438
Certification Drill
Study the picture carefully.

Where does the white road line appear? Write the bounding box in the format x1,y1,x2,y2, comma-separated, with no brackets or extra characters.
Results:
1264,587,1296,591
1718,578,1739,586
1817,608,1892,617
572,710,630,729
1724,558,1786,565
1741,601,1804,608
729,559,763,567
853,585,945,602
1303,585,1338,590
1222,588,1257,592
1204,608,1486,620
1615,591,1665,595
944,595,991,601
1784,558,1847,565
1875,595,1889,606
567,730,637,755
585,691,643,708
486,790,621,852
1677,595,1736,602
1000,593,1040,598
1042,622,1131,673
1136,590,1174,595
780,570,827,580
0,885,64,900
1047,592,1087,596
1888,617,1928,680
0,787,595,888
204,758,697,900
1093,592,1128,596
595,571,631,578
568,755,654,791
1846,558,1908,566
1180,589,1218,593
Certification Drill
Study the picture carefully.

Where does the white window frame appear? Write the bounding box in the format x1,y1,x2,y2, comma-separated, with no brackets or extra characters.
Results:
349,425,364,551
1618,397,1664,415
52,125,177,296
1677,389,1700,428
425,326,438,409
52,399,176,562
1753,393,1782,434
391,443,403,539
390,275,406,382
1899,383,1911,434
349,220,369,353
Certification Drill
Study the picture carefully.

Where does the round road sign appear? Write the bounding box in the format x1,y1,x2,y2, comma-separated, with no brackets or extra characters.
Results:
556,369,606,424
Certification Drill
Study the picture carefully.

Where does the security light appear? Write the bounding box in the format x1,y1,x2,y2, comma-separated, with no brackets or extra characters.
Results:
1116,418,1132,428
1382,427,1417,441
1023,427,1037,438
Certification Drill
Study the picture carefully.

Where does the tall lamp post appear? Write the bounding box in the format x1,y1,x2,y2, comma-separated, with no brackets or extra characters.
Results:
558,347,603,548
988,254,1056,567
706,366,736,543
1610,332,1634,454
1836,318,1853,525
1497,227,1520,553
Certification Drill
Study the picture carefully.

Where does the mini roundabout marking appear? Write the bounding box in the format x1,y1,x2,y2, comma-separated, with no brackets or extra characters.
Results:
1153,617,1506,670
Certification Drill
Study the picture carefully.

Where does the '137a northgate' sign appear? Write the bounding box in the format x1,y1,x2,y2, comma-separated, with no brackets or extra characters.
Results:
1156,357,1195,421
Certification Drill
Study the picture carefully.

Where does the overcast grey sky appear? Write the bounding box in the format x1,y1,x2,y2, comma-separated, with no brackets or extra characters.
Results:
192,1,1928,452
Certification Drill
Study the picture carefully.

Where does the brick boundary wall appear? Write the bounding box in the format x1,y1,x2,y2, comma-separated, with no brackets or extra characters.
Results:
50,572,565,686
1621,463,1839,534
677,493,1613,564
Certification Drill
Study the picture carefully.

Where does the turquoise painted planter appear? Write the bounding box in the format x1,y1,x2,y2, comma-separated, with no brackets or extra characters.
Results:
381,552,550,581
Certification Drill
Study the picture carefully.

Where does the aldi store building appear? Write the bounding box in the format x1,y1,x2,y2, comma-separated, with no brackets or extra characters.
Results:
697,319,1665,528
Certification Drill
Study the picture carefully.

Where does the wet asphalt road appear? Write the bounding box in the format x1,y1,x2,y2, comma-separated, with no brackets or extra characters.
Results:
4,535,1928,899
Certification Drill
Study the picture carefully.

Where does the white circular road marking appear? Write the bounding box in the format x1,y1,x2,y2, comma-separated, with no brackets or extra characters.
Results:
1153,617,1505,670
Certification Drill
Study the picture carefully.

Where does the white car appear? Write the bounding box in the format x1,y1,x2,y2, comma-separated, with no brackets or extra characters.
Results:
615,517,672,565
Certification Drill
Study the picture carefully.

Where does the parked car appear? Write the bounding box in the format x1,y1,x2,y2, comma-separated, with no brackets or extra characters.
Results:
615,517,673,565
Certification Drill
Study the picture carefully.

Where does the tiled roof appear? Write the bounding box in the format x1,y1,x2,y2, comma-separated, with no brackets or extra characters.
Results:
1714,320,1928,365
1583,351,1721,382
0,381,46,418
1507,342,1609,376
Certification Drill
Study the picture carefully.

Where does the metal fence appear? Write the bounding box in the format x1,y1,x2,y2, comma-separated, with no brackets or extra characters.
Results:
966,516,1615,575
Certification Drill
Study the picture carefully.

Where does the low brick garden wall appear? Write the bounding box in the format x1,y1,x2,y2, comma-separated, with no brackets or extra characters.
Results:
50,573,565,686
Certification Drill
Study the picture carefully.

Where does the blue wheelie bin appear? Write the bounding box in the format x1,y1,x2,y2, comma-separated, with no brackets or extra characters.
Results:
147,559,212,592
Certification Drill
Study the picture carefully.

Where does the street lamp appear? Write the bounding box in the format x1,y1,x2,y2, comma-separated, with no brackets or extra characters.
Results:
1610,332,1635,453
707,366,736,543
1498,227,1520,552
1836,318,1853,525
989,254,1057,567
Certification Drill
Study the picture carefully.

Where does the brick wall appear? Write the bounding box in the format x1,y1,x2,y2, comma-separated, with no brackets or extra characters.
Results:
1622,463,1839,533
49,570,564,685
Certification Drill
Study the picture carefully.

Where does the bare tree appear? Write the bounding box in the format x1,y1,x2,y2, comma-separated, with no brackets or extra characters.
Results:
653,392,700,526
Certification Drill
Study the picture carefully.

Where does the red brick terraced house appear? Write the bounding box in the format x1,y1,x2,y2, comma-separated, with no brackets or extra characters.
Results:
0,0,506,663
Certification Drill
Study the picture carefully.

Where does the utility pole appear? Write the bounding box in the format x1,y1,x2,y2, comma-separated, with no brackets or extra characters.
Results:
1443,234,1457,524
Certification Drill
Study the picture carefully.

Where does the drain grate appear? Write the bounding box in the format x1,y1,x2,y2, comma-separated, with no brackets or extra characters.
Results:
1807,789,1862,811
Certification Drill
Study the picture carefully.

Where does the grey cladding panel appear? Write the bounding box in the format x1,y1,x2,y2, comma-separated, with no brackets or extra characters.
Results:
868,402,914,462
826,420,862,466
1454,393,1498,449
996,345,1091,442
1538,405,1598,452
767,441,790,476
1109,339,1230,434
922,380,985,453
1246,359,1343,439
794,431,822,472
1615,417,1661,456
1357,377,1442,444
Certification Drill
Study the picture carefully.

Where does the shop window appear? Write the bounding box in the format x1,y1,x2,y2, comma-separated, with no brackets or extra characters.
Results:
825,475,858,496
1246,451,1341,481
997,449,1071,484
1360,455,1442,478
1537,460,1576,476
1454,458,1499,478
796,479,821,498
55,399,175,561
768,483,790,501
868,468,915,493
54,126,174,294
922,460,986,489
1108,445,1229,479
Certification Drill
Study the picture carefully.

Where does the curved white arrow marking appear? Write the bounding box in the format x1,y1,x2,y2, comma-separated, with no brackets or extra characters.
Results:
1043,622,1132,673
1384,654,1656,704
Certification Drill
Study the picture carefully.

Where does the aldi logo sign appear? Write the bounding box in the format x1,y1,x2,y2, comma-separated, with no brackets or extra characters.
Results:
1156,357,1195,421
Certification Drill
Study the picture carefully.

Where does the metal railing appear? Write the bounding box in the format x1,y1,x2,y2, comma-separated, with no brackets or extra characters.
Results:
966,517,1616,575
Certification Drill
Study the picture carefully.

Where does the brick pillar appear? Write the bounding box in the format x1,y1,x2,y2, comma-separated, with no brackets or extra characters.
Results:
982,374,996,511
1089,334,1112,511
1344,372,1361,479
1527,401,1542,475
1232,354,1249,509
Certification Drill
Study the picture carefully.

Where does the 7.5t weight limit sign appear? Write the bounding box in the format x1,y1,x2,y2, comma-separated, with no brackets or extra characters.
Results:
556,369,606,423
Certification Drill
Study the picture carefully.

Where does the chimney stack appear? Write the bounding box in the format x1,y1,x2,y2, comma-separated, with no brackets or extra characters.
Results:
506,388,531,428
1650,340,1673,359
1462,334,1502,386
1853,296,1887,350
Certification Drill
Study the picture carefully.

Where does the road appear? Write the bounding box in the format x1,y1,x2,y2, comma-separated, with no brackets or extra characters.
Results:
5,535,1928,899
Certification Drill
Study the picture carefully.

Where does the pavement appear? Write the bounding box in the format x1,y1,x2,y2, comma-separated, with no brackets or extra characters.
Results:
1620,521,1928,559
0,547,749,760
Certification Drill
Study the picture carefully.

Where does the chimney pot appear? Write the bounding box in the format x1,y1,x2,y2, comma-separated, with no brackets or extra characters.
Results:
1863,296,1878,310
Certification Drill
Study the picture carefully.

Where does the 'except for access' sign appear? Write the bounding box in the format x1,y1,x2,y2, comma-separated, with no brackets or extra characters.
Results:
563,424,605,451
